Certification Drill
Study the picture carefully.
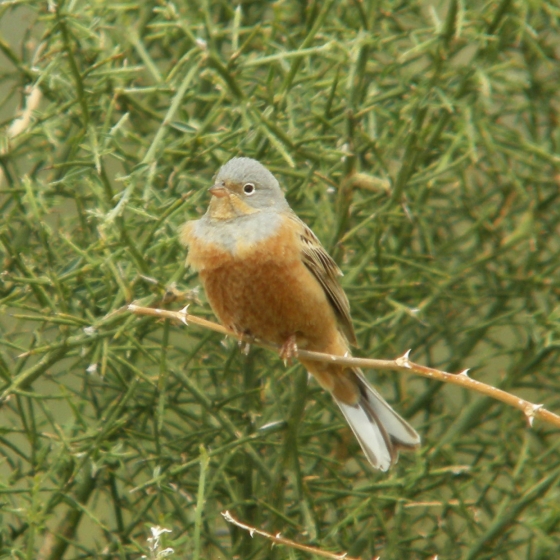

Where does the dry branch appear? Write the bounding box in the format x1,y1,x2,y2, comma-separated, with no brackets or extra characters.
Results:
128,304,560,430
221,510,364,560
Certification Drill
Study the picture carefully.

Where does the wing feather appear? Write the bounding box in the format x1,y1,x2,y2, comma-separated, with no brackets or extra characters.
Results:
287,213,357,345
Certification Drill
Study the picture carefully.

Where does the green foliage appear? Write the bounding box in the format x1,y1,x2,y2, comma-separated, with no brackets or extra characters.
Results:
1,0,560,558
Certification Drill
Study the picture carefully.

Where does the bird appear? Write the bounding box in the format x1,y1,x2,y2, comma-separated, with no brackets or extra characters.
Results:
180,157,420,471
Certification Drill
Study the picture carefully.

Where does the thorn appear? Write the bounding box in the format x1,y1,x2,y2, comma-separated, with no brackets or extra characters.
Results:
179,305,189,325
402,200,413,221
259,420,285,431
139,274,158,284
458,368,470,377
525,403,543,427
396,349,412,368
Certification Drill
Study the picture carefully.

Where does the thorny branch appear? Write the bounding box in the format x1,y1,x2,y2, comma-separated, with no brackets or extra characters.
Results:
221,510,365,560
128,304,560,430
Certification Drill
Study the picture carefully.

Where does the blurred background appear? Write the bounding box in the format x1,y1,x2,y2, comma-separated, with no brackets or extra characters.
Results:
1,1,559,558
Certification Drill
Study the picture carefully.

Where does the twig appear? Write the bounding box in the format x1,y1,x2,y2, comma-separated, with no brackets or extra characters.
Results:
221,510,365,560
128,304,560,430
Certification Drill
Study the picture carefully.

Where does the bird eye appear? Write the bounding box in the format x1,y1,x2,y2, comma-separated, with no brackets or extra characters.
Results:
243,183,255,195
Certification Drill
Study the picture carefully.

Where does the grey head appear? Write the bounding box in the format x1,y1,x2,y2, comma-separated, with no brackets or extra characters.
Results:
212,157,289,211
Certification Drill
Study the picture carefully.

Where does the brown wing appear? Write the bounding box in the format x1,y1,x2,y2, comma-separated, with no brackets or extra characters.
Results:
287,213,357,346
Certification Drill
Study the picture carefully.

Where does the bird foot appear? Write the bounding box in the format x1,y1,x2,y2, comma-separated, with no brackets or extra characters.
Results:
237,330,256,356
279,335,298,365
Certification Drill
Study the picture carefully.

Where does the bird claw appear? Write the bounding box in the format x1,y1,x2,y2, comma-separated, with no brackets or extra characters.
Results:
237,331,256,356
238,340,251,355
279,335,298,365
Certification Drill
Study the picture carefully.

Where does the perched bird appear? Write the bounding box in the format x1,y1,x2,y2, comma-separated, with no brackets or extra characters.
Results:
180,157,420,470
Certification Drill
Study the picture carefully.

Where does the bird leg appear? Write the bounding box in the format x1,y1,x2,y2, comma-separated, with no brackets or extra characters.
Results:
279,334,298,365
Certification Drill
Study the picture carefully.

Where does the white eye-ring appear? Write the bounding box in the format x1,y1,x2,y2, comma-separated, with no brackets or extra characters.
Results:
243,182,255,195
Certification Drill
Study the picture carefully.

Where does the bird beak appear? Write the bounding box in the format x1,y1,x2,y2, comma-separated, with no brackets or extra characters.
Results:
209,184,229,198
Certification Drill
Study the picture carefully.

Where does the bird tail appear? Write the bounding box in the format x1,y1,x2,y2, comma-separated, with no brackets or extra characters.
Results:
334,368,420,471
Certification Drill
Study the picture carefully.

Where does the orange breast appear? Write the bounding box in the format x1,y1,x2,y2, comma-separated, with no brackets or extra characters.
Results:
183,218,340,351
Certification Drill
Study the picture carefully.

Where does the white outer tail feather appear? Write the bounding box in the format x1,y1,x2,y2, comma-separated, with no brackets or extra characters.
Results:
337,400,393,471
334,370,420,471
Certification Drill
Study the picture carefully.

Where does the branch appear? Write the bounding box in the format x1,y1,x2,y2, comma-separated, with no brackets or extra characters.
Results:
128,304,560,430
221,510,365,560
